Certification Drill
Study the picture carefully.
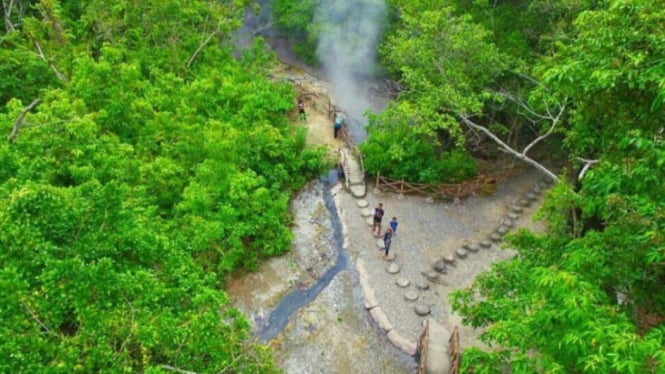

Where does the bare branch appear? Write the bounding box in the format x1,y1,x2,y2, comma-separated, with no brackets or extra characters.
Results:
576,157,599,181
522,101,566,156
459,114,559,182
33,40,67,81
20,300,61,338
186,21,220,69
8,97,41,143
160,365,199,374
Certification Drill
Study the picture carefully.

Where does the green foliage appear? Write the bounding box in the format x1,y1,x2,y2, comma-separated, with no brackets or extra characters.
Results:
0,0,327,371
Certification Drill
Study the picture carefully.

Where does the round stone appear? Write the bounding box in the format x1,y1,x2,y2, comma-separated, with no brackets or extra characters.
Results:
462,242,471,250
422,271,439,281
416,281,430,290
532,183,542,193
518,199,530,207
507,212,519,220
537,181,548,189
385,252,397,261
526,192,538,202
467,243,480,252
443,253,456,264
414,304,431,316
357,199,369,208
496,225,510,235
366,217,374,226
510,205,523,213
490,233,503,242
433,260,447,274
455,248,468,259
396,277,411,288
377,239,385,249
387,263,400,274
479,239,492,248
404,291,419,301
360,208,373,217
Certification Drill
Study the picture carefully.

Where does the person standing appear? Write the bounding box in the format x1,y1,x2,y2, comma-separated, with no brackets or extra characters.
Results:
298,99,306,121
333,113,343,139
383,227,393,258
389,217,398,235
372,203,384,236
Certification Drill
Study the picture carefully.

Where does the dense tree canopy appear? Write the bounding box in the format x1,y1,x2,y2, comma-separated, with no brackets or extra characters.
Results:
1,0,325,371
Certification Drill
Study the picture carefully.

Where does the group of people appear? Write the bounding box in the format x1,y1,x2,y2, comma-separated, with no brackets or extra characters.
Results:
296,99,345,140
372,203,398,259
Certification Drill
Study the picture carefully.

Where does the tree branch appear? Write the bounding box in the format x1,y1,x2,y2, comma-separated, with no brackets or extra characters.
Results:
8,97,41,143
33,40,67,81
576,157,599,181
160,365,199,374
186,22,220,69
459,114,559,182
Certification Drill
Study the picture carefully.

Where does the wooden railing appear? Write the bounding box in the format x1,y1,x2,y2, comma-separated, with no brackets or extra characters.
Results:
374,174,496,201
449,326,460,374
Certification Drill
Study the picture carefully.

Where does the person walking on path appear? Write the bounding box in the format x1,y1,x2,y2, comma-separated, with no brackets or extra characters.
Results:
383,227,393,258
298,99,306,121
389,217,398,235
333,113,343,139
372,203,384,236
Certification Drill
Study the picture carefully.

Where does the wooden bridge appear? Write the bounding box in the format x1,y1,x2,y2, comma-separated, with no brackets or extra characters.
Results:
339,146,366,197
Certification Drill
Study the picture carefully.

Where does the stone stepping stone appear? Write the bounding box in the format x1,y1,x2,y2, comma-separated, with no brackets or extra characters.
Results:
361,208,373,217
455,248,468,259
489,233,503,242
526,192,538,202
467,243,480,252
507,212,519,220
421,271,439,282
496,225,510,236
366,217,374,226
404,290,419,302
433,260,447,274
385,252,396,261
377,239,385,249
443,253,456,264
479,239,492,248
510,205,523,214
396,277,411,288
462,242,471,250
416,281,430,290
356,199,369,208
501,217,514,227
414,304,431,316
387,263,400,274
517,199,530,207
532,183,542,193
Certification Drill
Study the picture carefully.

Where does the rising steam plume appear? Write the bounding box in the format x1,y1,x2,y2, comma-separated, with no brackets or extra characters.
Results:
315,0,386,134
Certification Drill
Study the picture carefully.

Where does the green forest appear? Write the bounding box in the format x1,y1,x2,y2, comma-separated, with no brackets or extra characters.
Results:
2,0,664,373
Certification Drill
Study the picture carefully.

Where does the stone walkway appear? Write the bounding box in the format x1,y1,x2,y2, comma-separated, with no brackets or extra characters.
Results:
334,169,553,356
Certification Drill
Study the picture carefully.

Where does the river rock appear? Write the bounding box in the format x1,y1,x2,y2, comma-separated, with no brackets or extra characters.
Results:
462,242,471,250
467,243,480,252
455,248,468,259
416,281,430,290
479,239,492,248
414,304,431,316
356,199,369,208
404,290,419,301
501,217,514,227
387,330,417,356
387,263,400,274
517,198,530,207
396,277,411,288
370,307,393,332
507,212,519,220
526,192,538,202
490,232,503,242
422,271,439,282
510,205,523,213
361,208,373,217
496,225,510,235
377,239,385,249
443,253,456,264
433,260,447,274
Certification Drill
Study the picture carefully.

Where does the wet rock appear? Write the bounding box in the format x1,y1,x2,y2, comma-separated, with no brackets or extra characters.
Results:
404,291,419,301
414,304,430,316
443,254,456,264
467,243,480,252
416,281,430,290
370,307,394,331
490,233,503,242
361,208,373,217
387,330,417,356
496,225,510,235
387,263,400,274
433,260,447,274
396,277,411,288
479,240,492,249
510,205,523,213
357,199,369,208
455,248,468,259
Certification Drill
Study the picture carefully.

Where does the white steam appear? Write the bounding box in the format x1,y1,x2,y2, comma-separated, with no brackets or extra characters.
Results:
315,0,386,127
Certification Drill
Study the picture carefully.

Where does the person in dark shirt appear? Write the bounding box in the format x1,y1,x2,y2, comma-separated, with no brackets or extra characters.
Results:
298,99,306,121
383,227,393,258
372,203,384,236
